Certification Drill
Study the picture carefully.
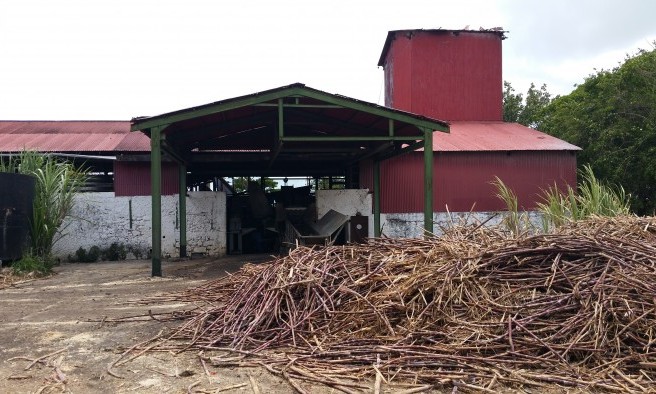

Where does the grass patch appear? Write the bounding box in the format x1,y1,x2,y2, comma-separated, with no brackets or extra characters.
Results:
10,254,53,275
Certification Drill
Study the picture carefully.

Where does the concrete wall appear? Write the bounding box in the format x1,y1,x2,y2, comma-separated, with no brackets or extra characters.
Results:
52,189,540,261
52,191,226,260
316,189,373,237
380,211,544,238
315,189,544,239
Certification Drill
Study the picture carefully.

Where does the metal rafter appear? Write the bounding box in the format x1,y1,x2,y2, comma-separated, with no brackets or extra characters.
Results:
131,84,448,134
132,84,450,277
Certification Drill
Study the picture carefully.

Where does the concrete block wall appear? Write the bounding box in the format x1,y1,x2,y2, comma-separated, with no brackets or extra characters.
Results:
52,191,226,260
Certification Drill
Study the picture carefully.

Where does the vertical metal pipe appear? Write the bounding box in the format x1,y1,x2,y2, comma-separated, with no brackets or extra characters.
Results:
179,163,187,258
150,127,162,277
373,160,381,237
423,128,434,235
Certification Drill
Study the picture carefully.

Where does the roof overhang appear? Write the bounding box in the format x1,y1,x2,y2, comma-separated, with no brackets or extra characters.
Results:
131,83,449,177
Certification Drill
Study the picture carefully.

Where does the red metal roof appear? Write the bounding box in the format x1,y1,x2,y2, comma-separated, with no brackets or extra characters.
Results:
0,120,578,154
433,122,580,152
0,121,150,152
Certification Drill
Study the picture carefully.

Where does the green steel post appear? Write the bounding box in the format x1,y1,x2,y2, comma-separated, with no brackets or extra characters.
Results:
373,160,381,237
278,98,284,139
423,128,434,235
150,127,162,277
179,163,187,258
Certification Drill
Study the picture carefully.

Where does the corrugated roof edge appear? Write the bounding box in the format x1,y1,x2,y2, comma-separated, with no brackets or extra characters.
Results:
130,83,307,125
0,120,128,123
377,28,507,67
130,83,450,132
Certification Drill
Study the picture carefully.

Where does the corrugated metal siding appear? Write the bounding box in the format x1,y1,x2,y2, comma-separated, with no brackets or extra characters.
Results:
383,35,412,109
360,151,577,213
381,30,503,121
114,161,180,196
433,151,577,212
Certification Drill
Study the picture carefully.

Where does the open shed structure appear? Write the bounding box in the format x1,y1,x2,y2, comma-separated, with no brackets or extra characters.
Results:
131,83,449,276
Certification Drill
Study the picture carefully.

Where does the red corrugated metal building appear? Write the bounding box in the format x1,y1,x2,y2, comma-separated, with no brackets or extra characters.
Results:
361,29,579,213
1,29,579,210
0,121,179,196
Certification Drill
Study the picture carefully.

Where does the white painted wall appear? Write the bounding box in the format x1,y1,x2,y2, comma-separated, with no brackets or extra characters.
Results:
52,191,226,260
316,189,372,218
316,189,373,237
315,189,543,239
52,189,541,260
317,189,542,238
380,211,544,238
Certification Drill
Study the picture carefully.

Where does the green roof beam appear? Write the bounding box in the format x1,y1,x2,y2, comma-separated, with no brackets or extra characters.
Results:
131,90,294,131
254,103,344,109
281,136,423,142
131,85,449,134
288,86,449,133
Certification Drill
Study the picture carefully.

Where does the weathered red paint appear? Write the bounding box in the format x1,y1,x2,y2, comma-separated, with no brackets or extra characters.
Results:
360,150,577,213
435,121,580,151
380,30,504,122
114,161,179,196
0,121,150,152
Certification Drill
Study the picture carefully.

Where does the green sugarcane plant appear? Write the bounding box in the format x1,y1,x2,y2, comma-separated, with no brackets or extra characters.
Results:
538,164,630,230
1,151,86,264
490,176,530,236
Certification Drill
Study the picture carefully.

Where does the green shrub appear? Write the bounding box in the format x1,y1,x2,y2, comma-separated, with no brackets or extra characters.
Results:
72,246,100,263
102,242,127,261
128,245,144,259
88,246,101,261
11,254,52,274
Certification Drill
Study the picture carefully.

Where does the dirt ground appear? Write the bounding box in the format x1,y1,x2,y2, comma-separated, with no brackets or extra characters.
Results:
0,255,306,394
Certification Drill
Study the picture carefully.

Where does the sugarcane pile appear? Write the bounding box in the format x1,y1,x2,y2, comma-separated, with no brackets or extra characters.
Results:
162,216,656,392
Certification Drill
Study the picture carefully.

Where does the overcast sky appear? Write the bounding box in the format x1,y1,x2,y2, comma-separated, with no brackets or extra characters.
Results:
1,0,655,120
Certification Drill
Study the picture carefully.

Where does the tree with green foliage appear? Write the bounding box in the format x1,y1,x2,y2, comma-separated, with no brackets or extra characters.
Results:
503,81,554,128
539,47,656,214
232,177,278,193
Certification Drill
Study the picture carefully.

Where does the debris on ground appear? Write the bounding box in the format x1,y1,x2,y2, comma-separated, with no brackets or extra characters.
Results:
123,216,656,393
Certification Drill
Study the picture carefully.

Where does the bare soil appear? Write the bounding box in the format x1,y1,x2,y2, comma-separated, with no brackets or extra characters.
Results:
0,256,301,393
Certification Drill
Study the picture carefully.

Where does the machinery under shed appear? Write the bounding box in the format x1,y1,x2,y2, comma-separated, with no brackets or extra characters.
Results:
130,83,449,276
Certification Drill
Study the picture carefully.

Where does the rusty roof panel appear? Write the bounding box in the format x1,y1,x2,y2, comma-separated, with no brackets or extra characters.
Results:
113,131,151,151
433,122,580,151
0,121,150,152
0,121,130,134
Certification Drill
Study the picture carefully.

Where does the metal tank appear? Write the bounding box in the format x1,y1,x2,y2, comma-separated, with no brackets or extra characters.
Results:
0,172,36,261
